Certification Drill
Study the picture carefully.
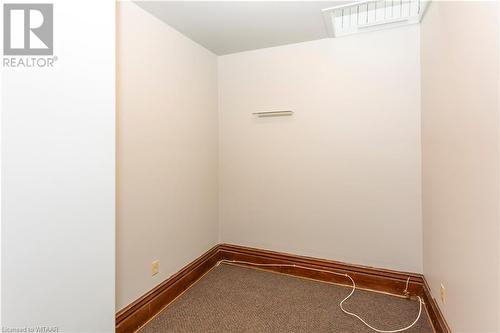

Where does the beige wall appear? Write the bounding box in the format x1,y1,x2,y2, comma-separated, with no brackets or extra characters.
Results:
421,2,500,332
116,2,219,310
219,26,423,273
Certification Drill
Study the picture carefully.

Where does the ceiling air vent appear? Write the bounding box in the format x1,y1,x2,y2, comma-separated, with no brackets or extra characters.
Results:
322,0,430,37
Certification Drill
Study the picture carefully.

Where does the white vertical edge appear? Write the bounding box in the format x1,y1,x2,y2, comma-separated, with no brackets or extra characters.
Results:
343,8,351,31
498,1,500,328
393,0,402,20
1,3,4,328
367,2,376,23
9,10,24,49
359,4,368,25
321,7,336,37
385,0,392,20
410,0,419,16
375,0,384,22
402,0,411,18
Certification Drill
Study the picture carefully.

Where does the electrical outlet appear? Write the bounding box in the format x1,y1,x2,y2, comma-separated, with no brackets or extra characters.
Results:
440,283,446,304
151,260,159,276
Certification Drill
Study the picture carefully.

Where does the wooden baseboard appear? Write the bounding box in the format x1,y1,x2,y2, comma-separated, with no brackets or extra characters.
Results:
115,245,222,333
421,276,452,333
116,243,450,333
219,244,425,297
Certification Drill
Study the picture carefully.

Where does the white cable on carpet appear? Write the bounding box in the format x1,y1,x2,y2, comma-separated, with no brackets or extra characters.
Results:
217,260,423,333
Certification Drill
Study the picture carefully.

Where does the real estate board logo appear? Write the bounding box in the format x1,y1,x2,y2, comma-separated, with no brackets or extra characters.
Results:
2,3,57,68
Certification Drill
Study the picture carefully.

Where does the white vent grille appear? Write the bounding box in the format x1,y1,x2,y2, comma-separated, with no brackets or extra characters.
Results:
322,0,430,37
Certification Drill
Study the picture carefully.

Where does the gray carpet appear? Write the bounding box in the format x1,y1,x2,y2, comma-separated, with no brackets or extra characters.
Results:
139,264,434,333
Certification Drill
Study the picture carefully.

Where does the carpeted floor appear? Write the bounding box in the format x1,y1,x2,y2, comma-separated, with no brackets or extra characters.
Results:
139,264,434,333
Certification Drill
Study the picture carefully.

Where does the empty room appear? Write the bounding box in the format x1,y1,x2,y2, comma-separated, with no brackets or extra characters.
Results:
2,1,500,332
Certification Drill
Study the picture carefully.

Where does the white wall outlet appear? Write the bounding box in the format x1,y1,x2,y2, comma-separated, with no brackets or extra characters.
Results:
440,283,446,304
151,260,160,276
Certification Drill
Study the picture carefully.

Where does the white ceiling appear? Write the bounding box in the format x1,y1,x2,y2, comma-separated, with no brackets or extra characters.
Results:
134,1,351,55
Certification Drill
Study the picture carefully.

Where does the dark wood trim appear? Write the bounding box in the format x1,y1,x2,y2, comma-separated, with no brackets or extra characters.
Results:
219,243,425,298
421,277,452,333
115,244,222,333
116,243,450,333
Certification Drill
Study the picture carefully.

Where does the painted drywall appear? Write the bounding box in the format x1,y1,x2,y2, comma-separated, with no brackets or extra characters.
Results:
1,0,116,332
135,1,348,55
421,2,500,332
116,2,219,310
219,26,422,273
